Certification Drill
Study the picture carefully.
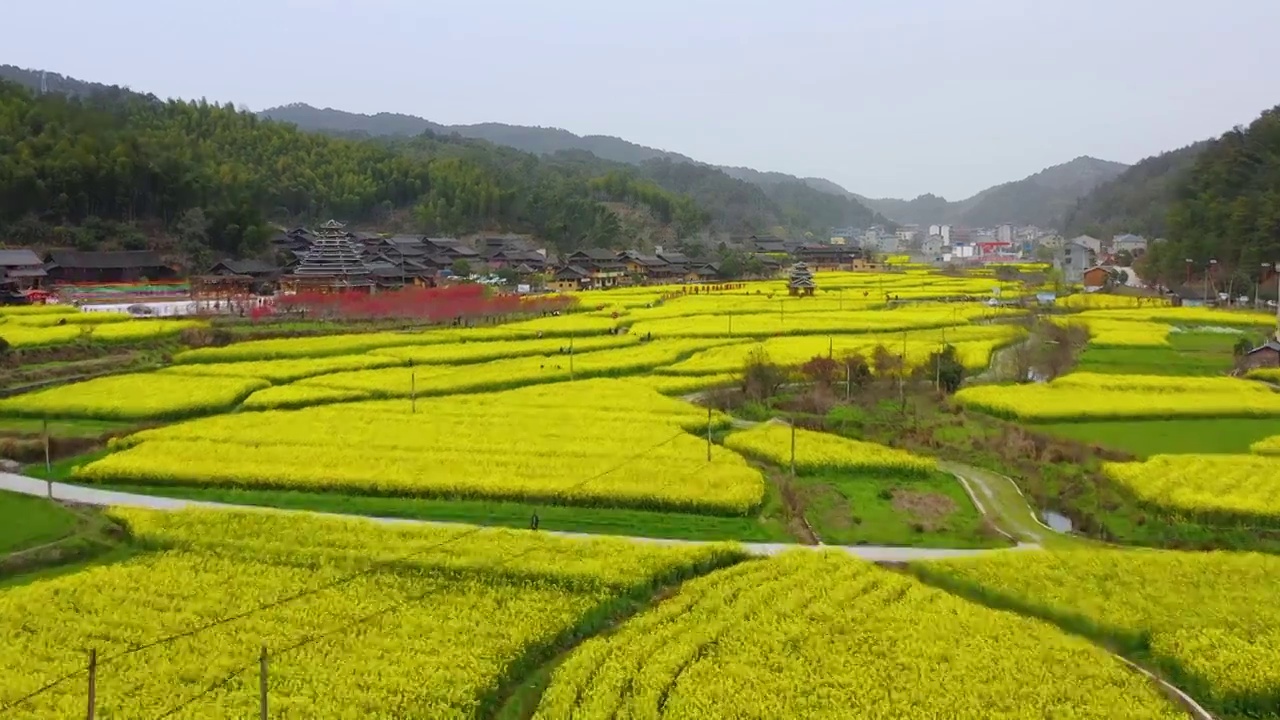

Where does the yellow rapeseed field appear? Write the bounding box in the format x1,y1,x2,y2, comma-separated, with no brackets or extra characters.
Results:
1077,307,1278,328
295,339,744,398
0,372,267,420
724,423,936,476
160,353,405,383
534,551,1183,719
1101,454,1280,521
240,384,376,410
917,548,1280,718
954,373,1280,421
0,508,740,719
1251,434,1280,455
76,380,764,514
1056,294,1172,310
659,324,1022,375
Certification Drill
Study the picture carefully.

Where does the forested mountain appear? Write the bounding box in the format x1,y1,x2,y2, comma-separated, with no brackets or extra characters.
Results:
1061,141,1211,239
859,157,1130,228
0,80,718,264
261,103,698,166
261,102,890,230
1141,106,1280,289
0,69,886,266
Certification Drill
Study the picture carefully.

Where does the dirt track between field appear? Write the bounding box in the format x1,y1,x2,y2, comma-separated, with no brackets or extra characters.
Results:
0,473,1035,562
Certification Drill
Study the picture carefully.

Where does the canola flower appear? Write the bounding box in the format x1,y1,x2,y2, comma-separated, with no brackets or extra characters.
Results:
1057,317,1172,347
0,508,740,719
0,317,203,348
240,384,376,410
1056,294,1172,310
628,305,1020,339
369,334,637,364
723,423,936,476
296,339,744,398
917,547,1280,718
954,374,1280,421
660,324,1022,375
160,353,405,384
1250,434,1280,456
1101,454,1280,522
78,380,764,514
534,551,1183,719
1077,307,1277,328
0,372,267,420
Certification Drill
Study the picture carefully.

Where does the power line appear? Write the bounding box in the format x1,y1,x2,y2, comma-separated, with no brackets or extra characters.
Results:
2,428,693,715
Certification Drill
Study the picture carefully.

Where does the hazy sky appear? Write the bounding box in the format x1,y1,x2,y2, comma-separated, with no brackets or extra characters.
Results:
9,0,1280,199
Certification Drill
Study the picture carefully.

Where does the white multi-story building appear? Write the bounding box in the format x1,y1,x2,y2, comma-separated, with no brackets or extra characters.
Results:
997,224,1014,244
928,224,942,238
940,225,952,244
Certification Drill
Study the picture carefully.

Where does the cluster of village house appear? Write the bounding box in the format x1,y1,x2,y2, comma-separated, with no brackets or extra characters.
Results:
0,221,878,299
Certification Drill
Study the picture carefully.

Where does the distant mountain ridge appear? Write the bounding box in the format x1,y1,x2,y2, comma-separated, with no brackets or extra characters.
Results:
260,103,700,167
1061,142,1212,239
855,157,1130,229
259,102,893,231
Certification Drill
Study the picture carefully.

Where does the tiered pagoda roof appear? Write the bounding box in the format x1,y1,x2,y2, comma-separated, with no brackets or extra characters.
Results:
290,220,372,286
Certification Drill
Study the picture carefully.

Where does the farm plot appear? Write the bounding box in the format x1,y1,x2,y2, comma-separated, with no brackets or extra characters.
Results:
723,424,996,547
75,380,765,514
725,423,935,476
659,324,1022,376
0,508,740,719
159,353,405,383
915,548,1280,719
295,339,743,398
0,372,267,421
1076,307,1278,329
628,305,1019,339
954,373,1280,422
1101,454,1280,524
0,317,202,348
533,551,1182,719
369,334,637,365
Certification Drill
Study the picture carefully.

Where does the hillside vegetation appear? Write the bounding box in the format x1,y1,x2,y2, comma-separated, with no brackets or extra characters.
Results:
261,100,891,232
1140,105,1280,287
860,156,1129,228
1062,142,1211,239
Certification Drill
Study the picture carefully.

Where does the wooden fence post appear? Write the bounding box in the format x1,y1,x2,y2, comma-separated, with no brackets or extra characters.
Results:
789,423,796,477
259,645,268,720
86,648,96,720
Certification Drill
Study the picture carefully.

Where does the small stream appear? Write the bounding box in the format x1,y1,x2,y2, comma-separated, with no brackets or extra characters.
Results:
1041,510,1074,533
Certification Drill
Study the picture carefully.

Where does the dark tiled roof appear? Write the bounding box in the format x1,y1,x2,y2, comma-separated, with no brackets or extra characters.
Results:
570,249,620,262
555,265,590,279
212,259,279,275
1247,341,1280,355
0,249,43,267
46,250,167,269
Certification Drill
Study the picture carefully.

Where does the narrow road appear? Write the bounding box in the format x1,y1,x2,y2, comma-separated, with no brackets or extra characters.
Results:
0,473,1035,563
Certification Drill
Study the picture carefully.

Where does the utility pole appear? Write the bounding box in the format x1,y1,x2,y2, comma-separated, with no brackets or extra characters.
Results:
410,370,417,414
789,422,796,477
569,336,575,380
86,649,96,720
706,406,712,462
259,645,269,720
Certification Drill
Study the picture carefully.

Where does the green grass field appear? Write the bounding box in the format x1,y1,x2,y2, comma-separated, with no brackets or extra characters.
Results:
1035,418,1280,458
794,470,1006,548
0,490,79,554
1075,332,1239,376
0,417,136,438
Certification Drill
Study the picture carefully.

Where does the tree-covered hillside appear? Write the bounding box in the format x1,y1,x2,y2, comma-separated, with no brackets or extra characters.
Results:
262,101,890,232
0,81,713,261
1141,106,1280,288
860,157,1129,228
1062,142,1211,239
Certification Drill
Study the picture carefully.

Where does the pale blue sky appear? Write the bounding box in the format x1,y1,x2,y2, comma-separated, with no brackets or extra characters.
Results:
9,0,1280,199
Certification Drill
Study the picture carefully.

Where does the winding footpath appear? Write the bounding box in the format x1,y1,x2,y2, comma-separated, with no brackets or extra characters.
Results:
0,472,1035,562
